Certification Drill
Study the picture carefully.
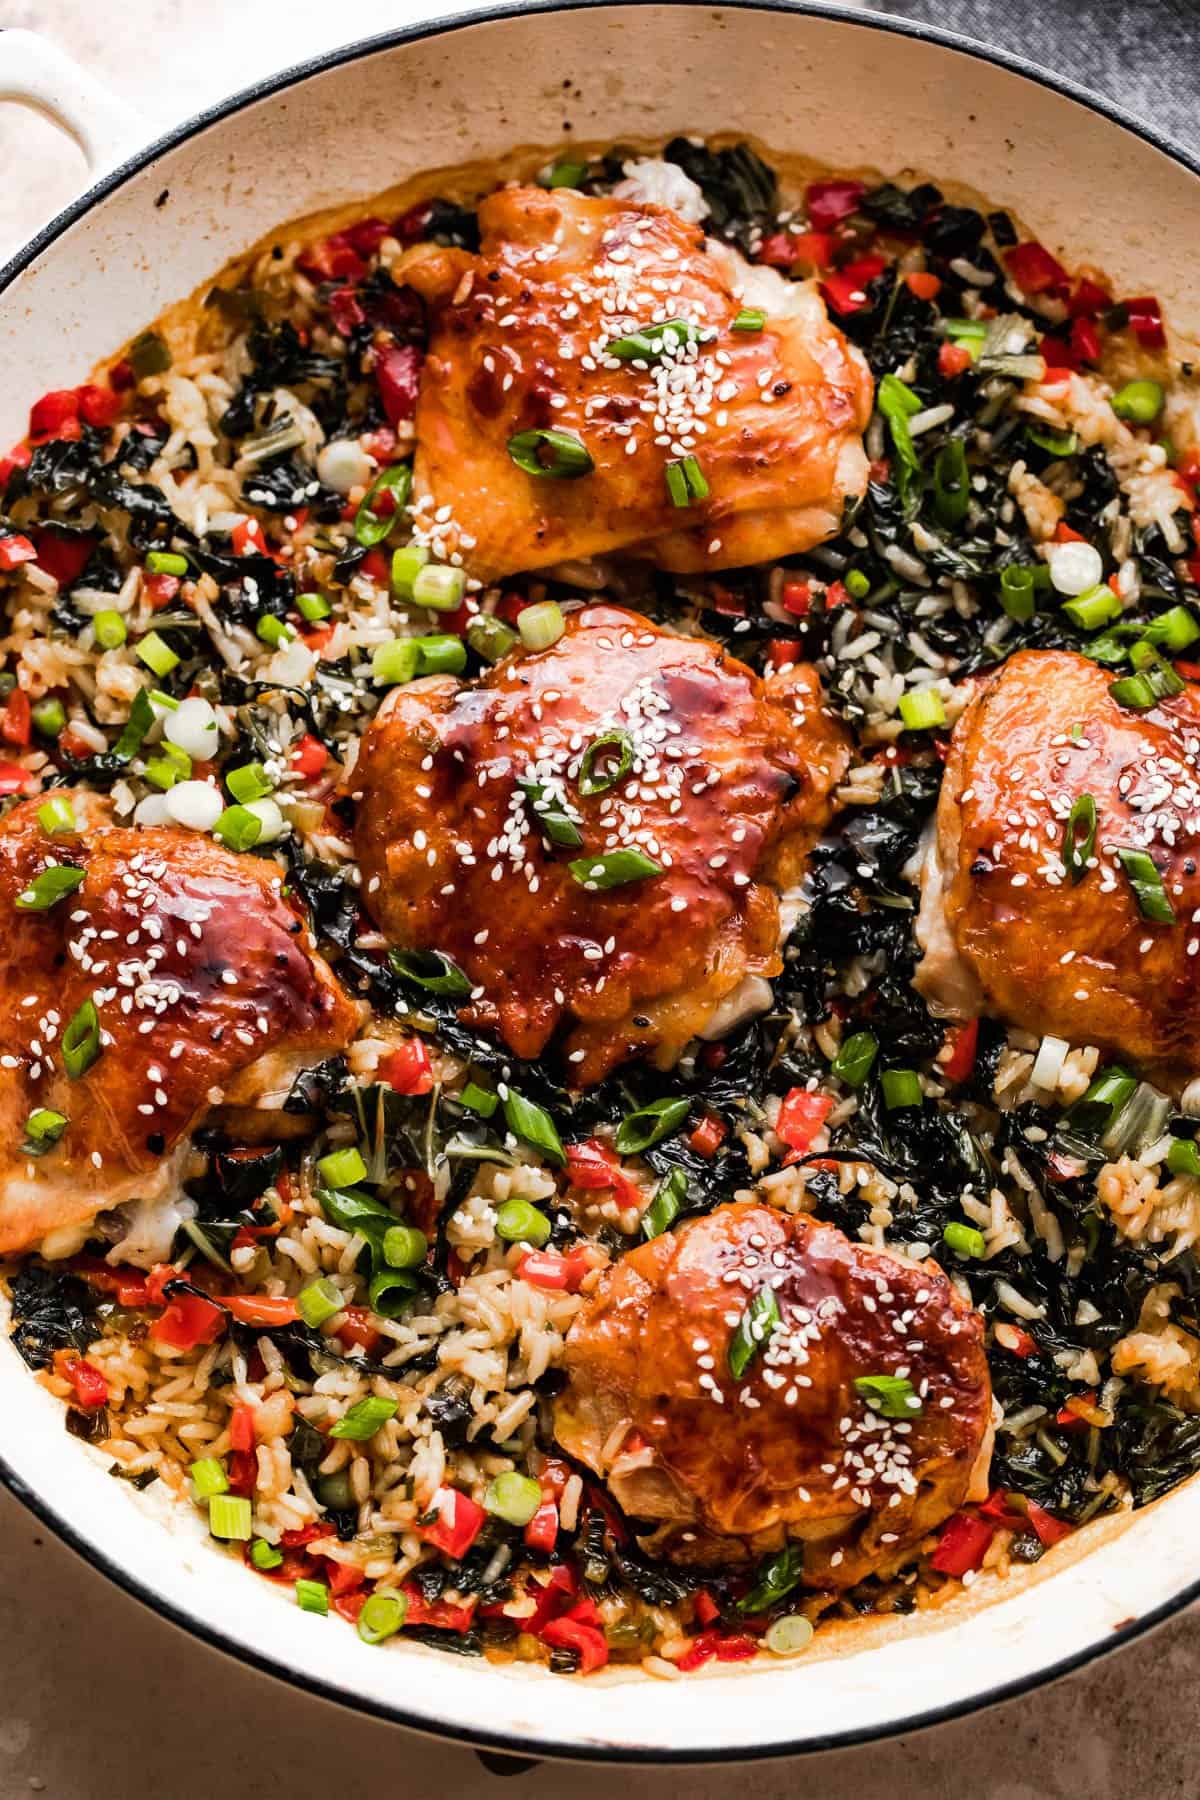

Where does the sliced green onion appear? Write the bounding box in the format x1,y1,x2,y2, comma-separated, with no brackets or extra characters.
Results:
37,796,77,836
372,637,420,687
642,1167,688,1240
250,1537,283,1571
728,1284,782,1378
113,692,155,763
546,158,588,189
317,1147,368,1189
765,1615,814,1656
1128,641,1185,697
503,1091,566,1166
616,1096,690,1155
146,550,188,577
1062,793,1098,884
62,997,101,1079
1063,584,1122,631
999,566,1037,621
148,689,178,713
568,847,662,889
732,308,766,333
507,427,593,479
255,615,293,649
517,775,583,847
16,863,85,910
830,1030,878,1089
329,1395,399,1441
383,1224,428,1269
1167,1137,1200,1178
297,1277,343,1328
484,1471,543,1525
368,1267,418,1317
854,1373,922,1417
358,1589,407,1644
495,1197,551,1246
518,600,565,651
129,331,171,377
1145,606,1200,652
390,544,430,599
212,804,263,853
877,372,922,516
459,1080,499,1119
295,1578,329,1615
897,689,946,731
318,1185,393,1235
943,318,987,350
208,1494,252,1540
578,729,634,797
844,568,871,600
1109,672,1157,710
145,744,191,790
135,631,179,677
355,462,412,548
1071,1065,1138,1134
388,947,472,996
1117,847,1176,923
738,1545,804,1613
664,453,709,509
411,564,467,612
23,1107,67,1146
93,609,127,649
605,319,700,362
1111,379,1164,425
881,1068,922,1109
226,761,273,804
942,1221,987,1259
296,592,331,622
467,615,518,664
415,633,467,676
933,438,970,527
190,1457,229,1500
1026,425,1079,457
31,698,65,739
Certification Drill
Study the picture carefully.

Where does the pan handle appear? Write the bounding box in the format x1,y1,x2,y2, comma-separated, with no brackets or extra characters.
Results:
0,29,148,176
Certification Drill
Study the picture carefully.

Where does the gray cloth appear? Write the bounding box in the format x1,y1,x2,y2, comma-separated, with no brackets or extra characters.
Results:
868,0,1199,156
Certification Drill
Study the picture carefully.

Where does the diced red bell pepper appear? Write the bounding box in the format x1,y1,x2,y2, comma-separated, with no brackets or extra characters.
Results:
764,638,804,669
33,528,94,587
337,1307,382,1355
76,383,122,429
29,388,80,439
541,1615,609,1673
328,286,365,338
1006,241,1070,298
0,762,30,795
517,1248,591,1293
780,580,811,617
805,178,866,230
564,1138,640,1207
825,579,852,610
524,1562,578,1634
57,1353,108,1409
219,1294,300,1328
0,533,36,571
345,216,391,258
939,1018,979,1085
328,1562,366,1597
776,1088,834,1153
359,547,390,585
688,1114,727,1158
226,1448,257,1497
281,1523,336,1549
978,1489,1027,1529
297,233,367,283
904,271,941,302
392,201,434,244
68,1257,150,1307
1053,520,1087,543
1039,333,1080,372
380,1037,434,1095
290,732,329,779
929,1511,995,1576
108,359,135,393
152,1291,226,1350
820,256,887,315
59,727,95,762
1025,1499,1073,1547
375,344,423,426
938,341,973,380
714,1633,758,1663
231,516,268,557
524,1498,560,1554
420,1485,487,1559
693,1590,721,1627
1067,277,1111,318
759,230,835,271
1,689,31,747
1126,295,1166,350
143,572,181,609
333,1591,368,1624
996,1322,1037,1358
229,1404,256,1453
676,1630,720,1672
1069,315,1102,366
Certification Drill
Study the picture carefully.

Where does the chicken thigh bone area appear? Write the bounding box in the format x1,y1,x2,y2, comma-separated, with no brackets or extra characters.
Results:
351,605,850,1084
395,184,872,581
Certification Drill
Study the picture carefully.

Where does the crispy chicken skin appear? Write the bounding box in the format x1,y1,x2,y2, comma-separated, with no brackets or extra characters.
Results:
395,186,871,581
554,1204,992,1586
0,794,360,1255
915,649,1200,1077
352,605,850,1085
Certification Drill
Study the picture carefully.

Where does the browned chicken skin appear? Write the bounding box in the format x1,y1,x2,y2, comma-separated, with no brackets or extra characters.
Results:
0,794,360,1255
916,649,1200,1078
351,605,850,1084
554,1204,993,1587
396,185,871,581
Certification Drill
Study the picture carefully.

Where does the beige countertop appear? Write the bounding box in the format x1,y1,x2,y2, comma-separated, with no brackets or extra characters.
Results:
0,4,1194,1794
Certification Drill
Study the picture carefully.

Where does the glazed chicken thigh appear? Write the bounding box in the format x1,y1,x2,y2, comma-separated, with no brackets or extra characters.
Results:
352,605,850,1084
554,1204,993,1587
395,184,872,581
916,649,1200,1078
0,794,360,1256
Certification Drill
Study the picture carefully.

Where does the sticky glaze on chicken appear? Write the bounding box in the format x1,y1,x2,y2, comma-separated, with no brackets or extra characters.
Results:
394,185,872,581
554,1204,992,1586
915,649,1200,1077
0,794,360,1256
352,605,850,1085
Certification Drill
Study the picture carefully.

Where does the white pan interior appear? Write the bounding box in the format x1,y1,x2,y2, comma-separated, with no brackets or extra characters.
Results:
2,0,1200,1759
